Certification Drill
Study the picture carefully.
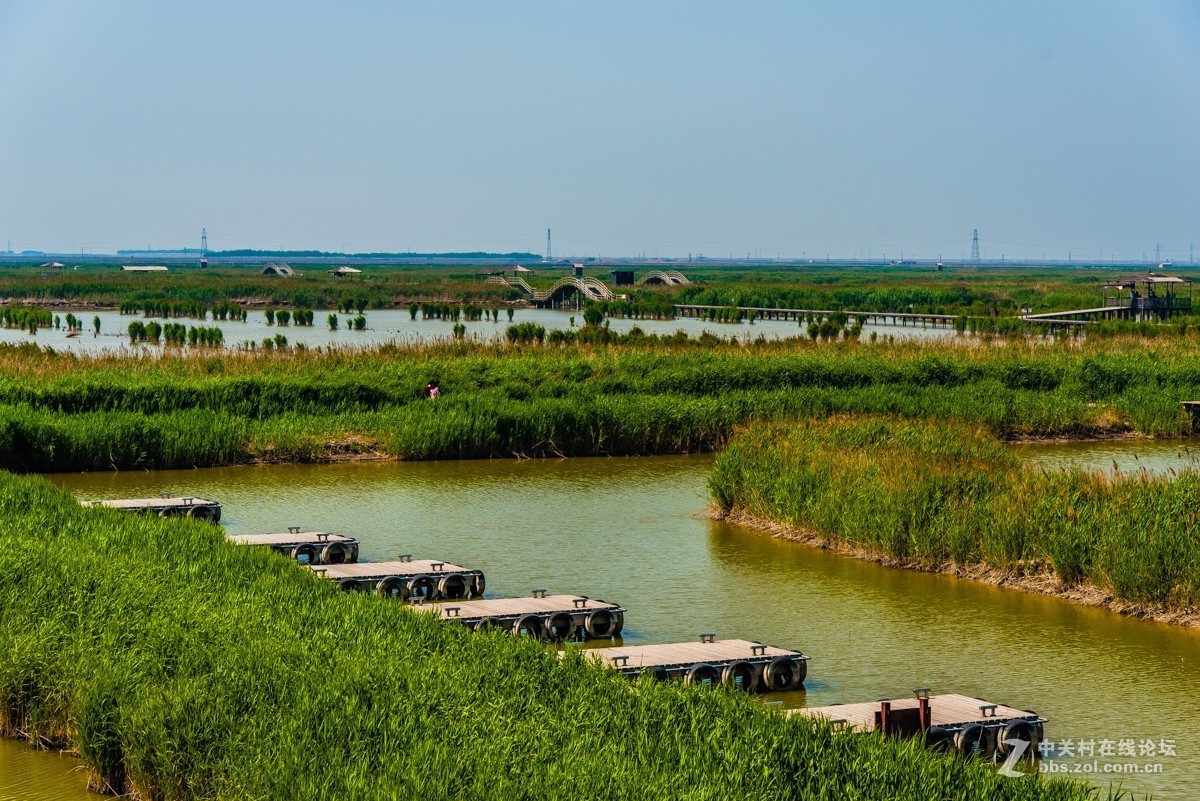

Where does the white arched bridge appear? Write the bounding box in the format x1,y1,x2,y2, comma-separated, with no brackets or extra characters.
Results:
635,270,691,286
487,275,614,306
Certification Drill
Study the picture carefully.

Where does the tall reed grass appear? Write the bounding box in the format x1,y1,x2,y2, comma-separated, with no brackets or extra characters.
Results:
0,334,1197,471
0,472,1102,799
710,416,1200,609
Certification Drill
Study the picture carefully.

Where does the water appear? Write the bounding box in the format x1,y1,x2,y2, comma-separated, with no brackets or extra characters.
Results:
1,307,955,354
0,738,93,800
28,454,1200,799
1016,438,1200,477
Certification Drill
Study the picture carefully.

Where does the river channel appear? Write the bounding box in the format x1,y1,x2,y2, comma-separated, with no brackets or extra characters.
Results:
6,445,1199,799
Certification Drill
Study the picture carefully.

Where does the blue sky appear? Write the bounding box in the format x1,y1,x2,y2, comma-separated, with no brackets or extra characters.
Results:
1,1,1197,259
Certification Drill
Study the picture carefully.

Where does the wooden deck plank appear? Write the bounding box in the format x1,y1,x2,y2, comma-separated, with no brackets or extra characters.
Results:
421,595,620,621
794,694,1039,730
582,639,802,668
83,497,219,509
228,532,355,546
318,560,476,579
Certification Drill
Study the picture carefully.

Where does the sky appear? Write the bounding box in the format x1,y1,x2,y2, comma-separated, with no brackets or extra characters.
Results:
0,0,1198,260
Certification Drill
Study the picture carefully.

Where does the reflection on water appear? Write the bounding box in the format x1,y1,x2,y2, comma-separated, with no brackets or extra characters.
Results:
28,453,1200,799
0,306,955,354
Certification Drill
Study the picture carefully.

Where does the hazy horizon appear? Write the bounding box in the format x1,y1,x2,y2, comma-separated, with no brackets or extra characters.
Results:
2,1,1197,261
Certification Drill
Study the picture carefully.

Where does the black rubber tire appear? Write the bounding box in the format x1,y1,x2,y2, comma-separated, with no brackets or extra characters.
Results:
321,542,349,565
408,576,436,601
544,612,575,642
438,573,469,600
610,610,624,637
512,614,544,639
472,572,486,596
996,720,1039,758
292,544,317,565
584,609,616,639
954,724,995,760
684,663,720,687
187,505,213,521
376,577,408,600
337,578,357,592
721,661,759,692
763,657,800,691
473,617,504,633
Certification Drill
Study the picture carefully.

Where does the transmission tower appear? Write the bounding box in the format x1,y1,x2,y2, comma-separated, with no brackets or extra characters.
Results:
200,228,208,256
970,229,980,263
546,228,552,261
1156,242,1161,263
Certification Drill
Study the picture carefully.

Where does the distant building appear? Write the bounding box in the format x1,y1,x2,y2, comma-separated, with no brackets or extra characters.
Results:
121,265,169,272
610,270,635,286
328,266,363,277
261,263,295,277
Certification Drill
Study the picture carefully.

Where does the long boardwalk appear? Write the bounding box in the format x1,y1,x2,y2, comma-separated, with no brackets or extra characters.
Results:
674,304,957,328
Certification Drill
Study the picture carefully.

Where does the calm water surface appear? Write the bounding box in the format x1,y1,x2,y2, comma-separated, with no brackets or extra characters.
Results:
0,307,954,354
1017,438,1200,476
0,737,92,800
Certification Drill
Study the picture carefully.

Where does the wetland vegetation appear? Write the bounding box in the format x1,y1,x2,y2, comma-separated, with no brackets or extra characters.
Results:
0,472,1106,800
709,416,1200,618
0,330,1197,471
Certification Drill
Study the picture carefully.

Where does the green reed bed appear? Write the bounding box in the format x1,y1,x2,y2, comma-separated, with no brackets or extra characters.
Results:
0,472,1101,800
709,416,1200,610
0,335,1199,471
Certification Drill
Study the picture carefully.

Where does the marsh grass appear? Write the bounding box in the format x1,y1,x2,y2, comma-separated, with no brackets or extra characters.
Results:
710,416,1200,609
0,335,1196,471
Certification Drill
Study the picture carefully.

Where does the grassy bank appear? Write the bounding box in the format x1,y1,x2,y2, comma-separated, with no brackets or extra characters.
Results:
1,335,1200,471
0,472,1097,800
709,416,1200,614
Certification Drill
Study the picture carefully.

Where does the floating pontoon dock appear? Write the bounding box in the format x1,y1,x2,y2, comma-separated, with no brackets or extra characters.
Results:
427,591,624,642
794,689,1045,760
313,555,484,600
81,495,222,522
227,527,359,565
583,635,807,692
